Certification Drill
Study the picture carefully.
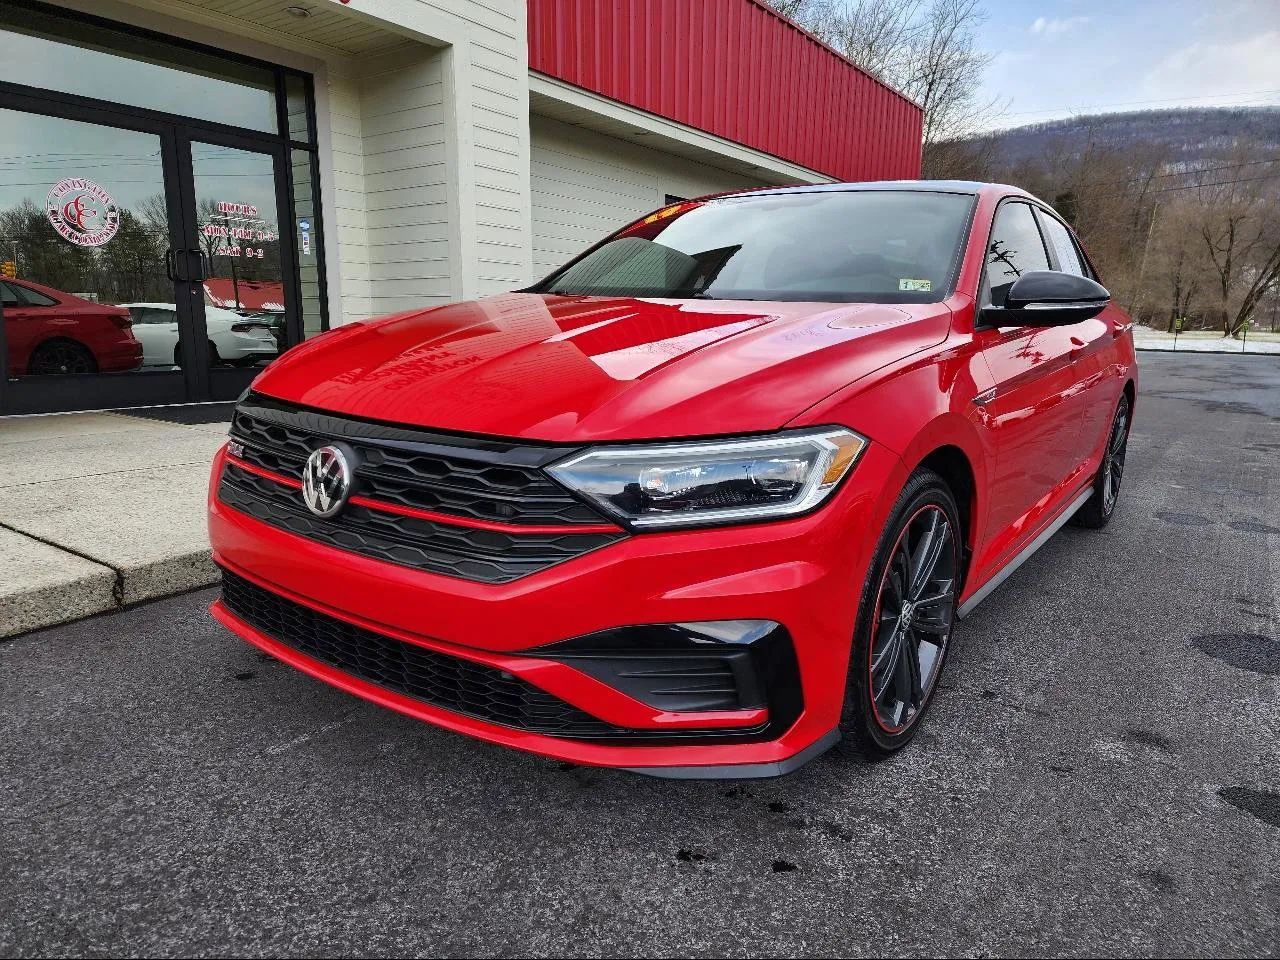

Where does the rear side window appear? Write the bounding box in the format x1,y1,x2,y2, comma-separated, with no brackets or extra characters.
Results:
983,201,1050,307
131,308,174,324
0,282,19,306
1038,213,1086,277
19,287,57,306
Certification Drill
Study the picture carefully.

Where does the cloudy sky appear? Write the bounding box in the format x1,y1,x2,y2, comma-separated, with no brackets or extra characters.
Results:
974,0,1280,129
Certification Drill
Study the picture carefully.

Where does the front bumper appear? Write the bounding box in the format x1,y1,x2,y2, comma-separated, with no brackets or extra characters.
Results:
208,439,902,775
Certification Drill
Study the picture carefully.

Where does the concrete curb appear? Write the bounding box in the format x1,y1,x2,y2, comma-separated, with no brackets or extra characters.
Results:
0,532,219,640
0,412,229,640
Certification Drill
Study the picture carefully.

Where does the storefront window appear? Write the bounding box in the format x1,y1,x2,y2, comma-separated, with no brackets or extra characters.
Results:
0,109,178,377
0,5,278,133
284,74,312,144
0,2,329,412
290,150,326,339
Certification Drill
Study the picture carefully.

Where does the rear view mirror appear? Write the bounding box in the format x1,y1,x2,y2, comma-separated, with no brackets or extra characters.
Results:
983,271,1110,327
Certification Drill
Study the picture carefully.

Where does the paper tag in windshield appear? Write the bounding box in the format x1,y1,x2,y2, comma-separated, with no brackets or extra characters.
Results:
899,278,932,292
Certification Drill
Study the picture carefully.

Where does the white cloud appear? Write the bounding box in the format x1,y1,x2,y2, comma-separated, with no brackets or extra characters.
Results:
1030,16,1092,35
1141,30,1280,100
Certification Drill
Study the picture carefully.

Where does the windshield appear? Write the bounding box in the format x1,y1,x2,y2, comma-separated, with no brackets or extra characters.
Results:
537,190,974,303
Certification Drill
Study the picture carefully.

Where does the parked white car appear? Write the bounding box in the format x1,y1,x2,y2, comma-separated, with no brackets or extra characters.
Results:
121,303,278,368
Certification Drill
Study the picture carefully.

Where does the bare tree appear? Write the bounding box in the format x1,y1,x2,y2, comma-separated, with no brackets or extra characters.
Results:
766,0,823,21
1194,152,1280,337
764,0,1001,164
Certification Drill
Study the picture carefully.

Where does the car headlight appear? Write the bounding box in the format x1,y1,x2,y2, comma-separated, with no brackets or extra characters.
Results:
547,428,867,529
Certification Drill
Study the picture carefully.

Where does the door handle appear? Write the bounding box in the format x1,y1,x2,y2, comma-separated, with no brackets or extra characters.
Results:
192,248,211,282
1069,335,1086,360
165,248,179,283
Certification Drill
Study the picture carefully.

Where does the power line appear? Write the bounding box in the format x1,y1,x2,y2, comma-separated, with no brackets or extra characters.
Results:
1038,157,1280,194
1086,170,1280,201
997,87,1280,120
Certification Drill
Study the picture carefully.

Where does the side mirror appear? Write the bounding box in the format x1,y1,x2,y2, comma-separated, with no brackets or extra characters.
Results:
982,271,1110,328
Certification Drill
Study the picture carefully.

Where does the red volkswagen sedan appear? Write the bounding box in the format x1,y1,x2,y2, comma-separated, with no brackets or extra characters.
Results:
208,182,1136,778
2,277,141,375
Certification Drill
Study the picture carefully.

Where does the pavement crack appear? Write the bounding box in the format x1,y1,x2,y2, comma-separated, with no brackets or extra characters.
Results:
0,519,121,606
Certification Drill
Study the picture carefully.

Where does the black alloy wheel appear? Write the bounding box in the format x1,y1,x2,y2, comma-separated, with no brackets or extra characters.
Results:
27,339,97,375
842,469,962,757
1072,394,1131,529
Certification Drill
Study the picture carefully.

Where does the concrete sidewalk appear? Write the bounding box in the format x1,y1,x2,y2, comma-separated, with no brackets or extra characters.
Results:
0,409,229,637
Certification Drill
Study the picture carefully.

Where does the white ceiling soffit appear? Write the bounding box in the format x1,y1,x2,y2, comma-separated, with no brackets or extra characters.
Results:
106,0,419,58
529,73,834,188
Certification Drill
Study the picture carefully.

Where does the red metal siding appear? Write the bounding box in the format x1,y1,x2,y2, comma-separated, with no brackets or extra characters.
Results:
528,0,923,182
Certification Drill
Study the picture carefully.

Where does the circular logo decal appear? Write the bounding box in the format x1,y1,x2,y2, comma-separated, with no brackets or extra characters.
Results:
46,178,120,248
302,445,353,518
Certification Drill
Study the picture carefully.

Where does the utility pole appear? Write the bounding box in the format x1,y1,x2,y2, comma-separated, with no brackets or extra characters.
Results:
1131,202,1160,316
1129,201,1160,320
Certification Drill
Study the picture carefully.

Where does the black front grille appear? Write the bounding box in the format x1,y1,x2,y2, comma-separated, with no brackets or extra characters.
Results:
219,464,623,584
230,395,607,527
220,569,621,737
221,394,626,583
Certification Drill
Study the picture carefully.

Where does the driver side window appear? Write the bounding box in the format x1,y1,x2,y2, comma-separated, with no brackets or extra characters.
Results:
982,202,1051,307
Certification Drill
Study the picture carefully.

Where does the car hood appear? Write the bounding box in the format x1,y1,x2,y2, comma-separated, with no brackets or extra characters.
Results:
250,293,952,442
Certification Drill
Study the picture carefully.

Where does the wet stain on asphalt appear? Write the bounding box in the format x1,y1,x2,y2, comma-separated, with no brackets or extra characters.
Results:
233,670,257,681
1125,727,1174,751
676,849,712,863
1217,787,1280,828
772,859,799,873
1049,764,1076,774
768,801,792,814
1192,633,1280,675
1155,511,1214,526
818,821,854,842
1228,520,1280,535
1139,868,1178,892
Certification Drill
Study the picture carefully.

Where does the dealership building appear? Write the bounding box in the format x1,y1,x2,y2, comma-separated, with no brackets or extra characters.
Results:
0,0,922,415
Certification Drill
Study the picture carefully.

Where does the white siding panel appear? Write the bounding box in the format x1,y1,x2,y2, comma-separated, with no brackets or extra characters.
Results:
356,45,457,316
529,115,769,279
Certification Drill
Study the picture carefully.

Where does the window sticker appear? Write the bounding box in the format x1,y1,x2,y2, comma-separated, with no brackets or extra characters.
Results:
898,278,932,292
46,178,120,248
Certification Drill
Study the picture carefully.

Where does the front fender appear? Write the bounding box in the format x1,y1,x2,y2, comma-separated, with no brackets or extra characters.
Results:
787,337,994,577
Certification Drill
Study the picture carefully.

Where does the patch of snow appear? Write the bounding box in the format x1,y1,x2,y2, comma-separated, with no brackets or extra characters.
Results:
1132,327,1280,355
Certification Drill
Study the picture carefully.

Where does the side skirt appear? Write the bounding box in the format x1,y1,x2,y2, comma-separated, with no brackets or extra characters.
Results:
956,486,1095,620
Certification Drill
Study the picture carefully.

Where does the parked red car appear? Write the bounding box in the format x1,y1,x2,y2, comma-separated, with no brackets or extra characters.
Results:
208,182,1137,778
2,277,141,375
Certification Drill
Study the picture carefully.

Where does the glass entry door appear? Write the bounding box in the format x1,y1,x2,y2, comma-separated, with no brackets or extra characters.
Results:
183,138,294,401
0,107,194,411
0,107,298,413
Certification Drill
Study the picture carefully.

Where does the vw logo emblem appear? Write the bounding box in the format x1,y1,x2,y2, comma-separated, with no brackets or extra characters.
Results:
302,445,353,518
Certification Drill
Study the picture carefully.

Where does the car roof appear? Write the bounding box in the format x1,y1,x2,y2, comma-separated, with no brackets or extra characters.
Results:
699,179,1034,202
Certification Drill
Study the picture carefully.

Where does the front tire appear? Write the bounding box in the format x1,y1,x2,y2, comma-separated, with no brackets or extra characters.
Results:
1071,394,1131,529
841,469,962,758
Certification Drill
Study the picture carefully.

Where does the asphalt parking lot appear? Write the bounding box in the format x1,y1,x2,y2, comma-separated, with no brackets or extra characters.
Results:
2,351,1277,958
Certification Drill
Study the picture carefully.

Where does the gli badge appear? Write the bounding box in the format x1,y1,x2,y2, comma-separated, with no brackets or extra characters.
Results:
302,445,353,518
